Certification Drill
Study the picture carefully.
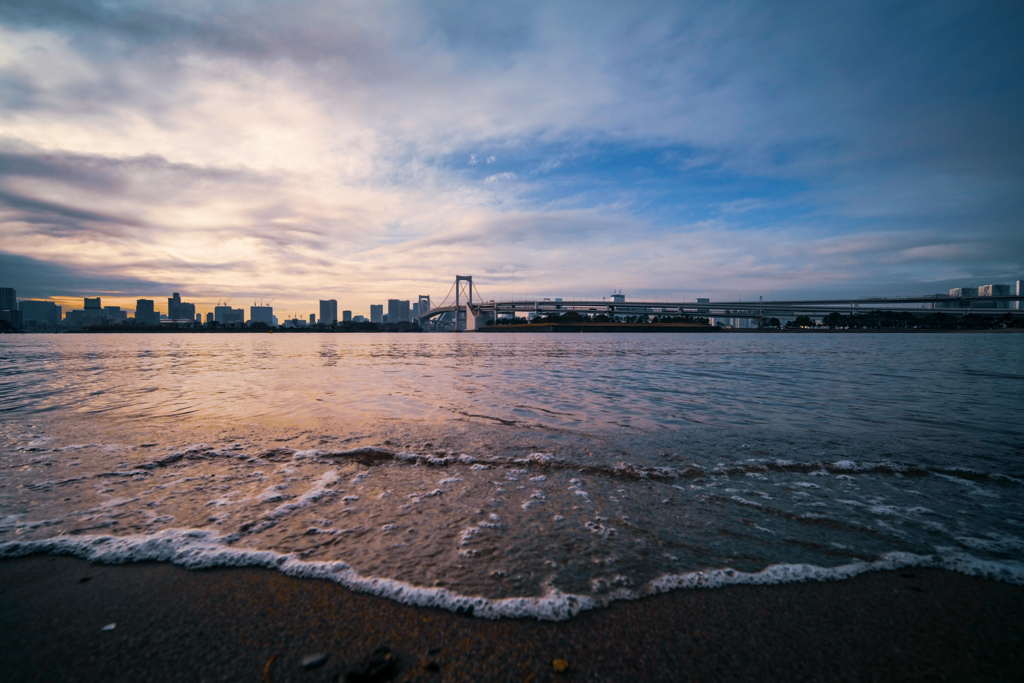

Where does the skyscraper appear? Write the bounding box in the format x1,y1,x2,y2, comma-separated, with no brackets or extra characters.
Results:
168,293,181,320
0,288,16,311
388,299,410,323
214,305,244,324
370,304,383,323
342,310,352,322
250,305,274,325
103,306,127,323
977,284,1011,309
19,300,62,328
319,299,338,325
135,299,159,325
0,287,21,330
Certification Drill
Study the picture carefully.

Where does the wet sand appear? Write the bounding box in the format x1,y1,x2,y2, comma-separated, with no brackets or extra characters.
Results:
1,555,1021,682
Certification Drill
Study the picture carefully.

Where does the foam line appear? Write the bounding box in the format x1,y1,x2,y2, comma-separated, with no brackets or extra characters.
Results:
2,529,1021,622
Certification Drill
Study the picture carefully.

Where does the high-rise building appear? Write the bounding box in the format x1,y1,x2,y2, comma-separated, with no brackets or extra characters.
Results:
319,300,338,325
63,297,105,329
206,312,214,323
103,306,127,323
412,302,420,318
388,299,410,323
135,299,160,325
370,304,383,323
0,288,16,311
1016,280,1024,311
309,313,316,325
250,305,274,326
0,287,21,330
19,300,62,328
168,293,181,320
948,287,978,299
165,293,195,321
977,284,1011,309
214,305,244,325
342,310,352,322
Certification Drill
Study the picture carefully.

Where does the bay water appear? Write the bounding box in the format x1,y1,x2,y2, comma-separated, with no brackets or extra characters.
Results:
1,333,1021,618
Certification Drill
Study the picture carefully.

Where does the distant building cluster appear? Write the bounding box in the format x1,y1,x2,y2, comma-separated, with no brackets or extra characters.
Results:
929,280,1024,310
0,287,431,331
3,279,1020,333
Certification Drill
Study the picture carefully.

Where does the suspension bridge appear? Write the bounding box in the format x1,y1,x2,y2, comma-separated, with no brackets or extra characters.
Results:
415,276,1024,331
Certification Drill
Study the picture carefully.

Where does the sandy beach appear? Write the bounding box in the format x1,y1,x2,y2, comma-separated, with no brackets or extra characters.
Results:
1,556,1021,682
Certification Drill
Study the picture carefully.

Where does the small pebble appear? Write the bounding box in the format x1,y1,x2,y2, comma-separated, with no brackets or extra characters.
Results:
346,646,397,682
552,658,569,673
101,623,116,631
302,652,328,669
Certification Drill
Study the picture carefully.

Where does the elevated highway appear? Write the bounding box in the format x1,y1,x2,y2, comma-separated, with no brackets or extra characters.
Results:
416,277,1023,330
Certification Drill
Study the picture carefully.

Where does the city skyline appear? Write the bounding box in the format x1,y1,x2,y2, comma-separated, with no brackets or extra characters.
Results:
1,2,1023,316
3,274,1021,332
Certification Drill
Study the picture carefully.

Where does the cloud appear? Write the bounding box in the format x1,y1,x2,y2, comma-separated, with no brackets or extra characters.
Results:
0,0,1021,314
484,172,517,183
0,250,174,298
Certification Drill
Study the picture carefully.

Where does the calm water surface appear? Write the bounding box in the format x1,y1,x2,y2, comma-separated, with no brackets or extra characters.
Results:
1,333,1022,618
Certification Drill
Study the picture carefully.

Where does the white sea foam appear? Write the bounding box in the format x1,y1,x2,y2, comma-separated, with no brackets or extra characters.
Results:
265,471,338,519
10,528,1010,621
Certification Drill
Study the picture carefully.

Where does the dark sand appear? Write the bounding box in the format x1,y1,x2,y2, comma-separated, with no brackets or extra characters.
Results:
2,556,1022,682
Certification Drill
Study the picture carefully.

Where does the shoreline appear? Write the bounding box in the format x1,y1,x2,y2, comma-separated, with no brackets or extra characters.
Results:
5,326,1022,335
2,556,1022,682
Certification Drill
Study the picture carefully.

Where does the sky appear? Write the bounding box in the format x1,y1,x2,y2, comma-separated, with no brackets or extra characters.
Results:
1,0,1022,318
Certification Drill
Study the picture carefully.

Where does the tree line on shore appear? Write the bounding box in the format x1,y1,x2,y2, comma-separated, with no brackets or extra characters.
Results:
490,312,712,326
488,309,1023,330
759,311,1024,330
4,309,1019,333
44,320,425,333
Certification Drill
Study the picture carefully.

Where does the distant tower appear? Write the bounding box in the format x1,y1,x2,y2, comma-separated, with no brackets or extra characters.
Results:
388,299,411,323
0,288,16,311
136,299,157,325
168,293,181,320
0,287,20,330
319,299,338,324
250,305,274,325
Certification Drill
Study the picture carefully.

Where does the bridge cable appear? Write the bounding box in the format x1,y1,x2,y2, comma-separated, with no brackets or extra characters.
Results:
434,281,457,310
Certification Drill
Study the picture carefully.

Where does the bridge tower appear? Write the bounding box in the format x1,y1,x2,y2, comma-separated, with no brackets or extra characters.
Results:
454,275,473,332
416,294,431,319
